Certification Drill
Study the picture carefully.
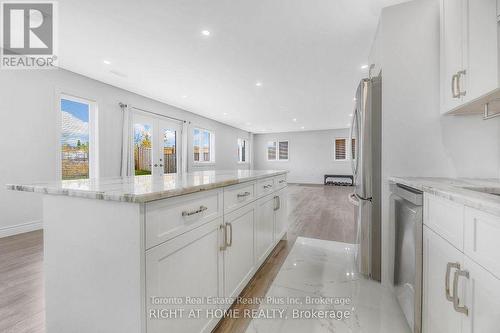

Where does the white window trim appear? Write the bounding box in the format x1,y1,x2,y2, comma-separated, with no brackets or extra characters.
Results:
266,139,289,162
237,138,249,164
334,137,348,161
193,127,216,164
57,92,99,179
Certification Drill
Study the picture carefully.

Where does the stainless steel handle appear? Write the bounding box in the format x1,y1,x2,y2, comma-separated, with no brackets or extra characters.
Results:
453,269,469,315
451,74,460,98
264,184,273,189
226,222,233,247
457,70,466,97
237,191,251,198
483,102,500,120
220,224,227,251
445,262,460,301
273,195,280,211
182,205,208,217
349,107,359,179
348,193,359,206
277,196,281,210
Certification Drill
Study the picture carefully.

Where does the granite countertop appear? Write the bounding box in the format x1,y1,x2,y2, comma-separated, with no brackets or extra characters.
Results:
6,170,288,203
389,176,500,216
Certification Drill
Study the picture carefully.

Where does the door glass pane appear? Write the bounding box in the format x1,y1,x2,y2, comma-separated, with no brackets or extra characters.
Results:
162,129,177,174
61,99,90,180
202,130,211,162
193,128,200,162
134,123,152,175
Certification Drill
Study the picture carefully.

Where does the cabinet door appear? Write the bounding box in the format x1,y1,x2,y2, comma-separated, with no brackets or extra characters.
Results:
440,0,465,113
461,257,500,333
274,188,288,242
423,226,464,333
255,195,275,264
465,0,498,102
146,218,223,333
224,204,255,298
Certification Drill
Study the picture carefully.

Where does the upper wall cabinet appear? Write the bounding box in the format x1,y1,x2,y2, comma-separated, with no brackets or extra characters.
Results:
440,0,499,114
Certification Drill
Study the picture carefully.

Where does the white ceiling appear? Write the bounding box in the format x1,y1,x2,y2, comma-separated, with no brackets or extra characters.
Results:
58,0,407,133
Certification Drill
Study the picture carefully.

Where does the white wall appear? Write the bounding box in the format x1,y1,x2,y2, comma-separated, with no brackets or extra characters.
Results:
0,69,251,236
253,129,352,184
370,0,500,287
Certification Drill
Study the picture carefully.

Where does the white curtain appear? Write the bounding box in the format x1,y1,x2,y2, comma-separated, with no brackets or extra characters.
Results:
120,104,133,177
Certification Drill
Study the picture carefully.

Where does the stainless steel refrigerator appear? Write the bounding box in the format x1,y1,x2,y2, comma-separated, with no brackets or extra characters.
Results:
349,75,382,282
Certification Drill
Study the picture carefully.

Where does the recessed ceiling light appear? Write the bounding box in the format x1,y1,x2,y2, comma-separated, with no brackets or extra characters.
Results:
349,113,353,117
245,122,252,126
223,112,228,116
301,126,305,130
353,97,357,101
201,30,211,36
182,95,188,99
255,82,262,87
103,60,111,65
292,118,297,122
361,64,369,69
346,124,351,127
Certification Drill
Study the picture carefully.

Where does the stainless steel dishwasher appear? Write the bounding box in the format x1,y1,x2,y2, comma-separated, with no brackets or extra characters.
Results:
391,183,423,333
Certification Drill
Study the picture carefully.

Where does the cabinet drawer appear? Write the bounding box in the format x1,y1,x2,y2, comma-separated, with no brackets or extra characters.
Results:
464,207,500,279
223,182,255,213
256,177,275,197
274,174,287,190
424,193,465,250
145,189,223,249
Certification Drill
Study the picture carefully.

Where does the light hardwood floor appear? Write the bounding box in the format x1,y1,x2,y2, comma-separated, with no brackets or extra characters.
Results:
0,184,355,333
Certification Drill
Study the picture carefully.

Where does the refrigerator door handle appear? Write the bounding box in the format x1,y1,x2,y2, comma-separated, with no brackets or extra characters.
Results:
348,193,359,206
349,107,359,180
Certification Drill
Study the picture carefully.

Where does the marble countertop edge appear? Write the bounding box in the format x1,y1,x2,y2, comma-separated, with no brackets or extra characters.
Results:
6,170,288,203
389,176,500,217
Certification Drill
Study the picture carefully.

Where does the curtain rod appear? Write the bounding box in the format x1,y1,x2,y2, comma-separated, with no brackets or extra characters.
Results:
119,102,187,123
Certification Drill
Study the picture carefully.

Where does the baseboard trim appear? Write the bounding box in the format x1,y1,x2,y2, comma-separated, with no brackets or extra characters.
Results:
0,220,43,238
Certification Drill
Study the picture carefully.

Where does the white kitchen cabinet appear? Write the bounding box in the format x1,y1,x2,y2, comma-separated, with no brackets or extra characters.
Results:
255,194,276,265
440,0,498,114
423,226,464,333
423,193,500,333
146,218,224,333
274,188,288,241
465,0,499,103
223,203,256,298
440,0,466,112
462,257,500,333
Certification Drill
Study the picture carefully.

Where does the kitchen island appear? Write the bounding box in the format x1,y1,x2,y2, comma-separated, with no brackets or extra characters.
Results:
7,170,289,333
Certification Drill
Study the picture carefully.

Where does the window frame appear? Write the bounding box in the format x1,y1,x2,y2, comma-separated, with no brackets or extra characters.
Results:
57,93,99,180
237,138,249,164
266,139,289,162
192,127,215,164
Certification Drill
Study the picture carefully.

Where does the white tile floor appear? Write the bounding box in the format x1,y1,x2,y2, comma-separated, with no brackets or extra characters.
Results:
245,237,411,333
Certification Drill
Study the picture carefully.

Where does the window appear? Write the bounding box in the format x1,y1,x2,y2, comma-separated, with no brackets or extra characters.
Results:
267,140,289,161
237,138,249,163
334,138,347,160
351,138,356,160
60,95,98,180
193,128,215,163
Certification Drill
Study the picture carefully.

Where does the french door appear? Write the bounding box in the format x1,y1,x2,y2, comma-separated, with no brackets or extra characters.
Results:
132,112,182,176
